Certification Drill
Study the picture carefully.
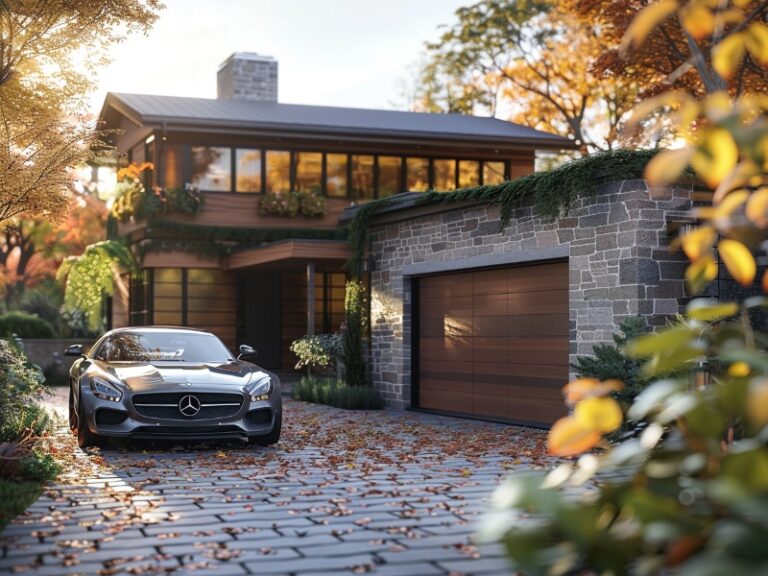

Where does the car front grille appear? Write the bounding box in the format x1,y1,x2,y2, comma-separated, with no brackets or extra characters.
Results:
132,392,244,420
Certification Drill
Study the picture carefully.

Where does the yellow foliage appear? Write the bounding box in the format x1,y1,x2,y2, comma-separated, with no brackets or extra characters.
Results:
680,3,716,39
681,226,717,261
718,239,756,286
621,0,679,53
747,379,768,425
562,378,623,406
645,148,693,187
574,397,624,434
746,187,768,227
691,128,739,188
728,362,751,377
713,33,746,78
685,254,719,294
745,23,768,64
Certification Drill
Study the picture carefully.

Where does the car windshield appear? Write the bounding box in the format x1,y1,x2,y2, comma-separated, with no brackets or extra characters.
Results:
95,331,234,363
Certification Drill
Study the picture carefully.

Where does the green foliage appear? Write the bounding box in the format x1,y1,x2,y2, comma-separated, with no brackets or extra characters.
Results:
18,450,60,481
57,240,135,332
138,222,348,260
19,282,64,336
292,376,384,410
347,149,662,277
482,298,768,574
572,317,650,407
259,190,327,218
0,404,51,442
0,339,46,420
0,479,44,532
111,183,204,223
0,311,55,339
290,333,342,372
341,280,369,387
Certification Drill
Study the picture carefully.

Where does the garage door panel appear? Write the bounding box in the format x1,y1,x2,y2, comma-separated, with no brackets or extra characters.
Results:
508,314,569,337
508,290,568,315
420,297,473,318
473,269,508,295
418,260,568,427
507,263,569,293
420,275,472,298
420,388,473,413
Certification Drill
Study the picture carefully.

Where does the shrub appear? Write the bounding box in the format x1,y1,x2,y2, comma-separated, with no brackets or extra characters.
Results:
0,339,47,430
0,311,55,339
290,333,342,373
259,190,327,218
292,377,383,410
0,404,51,442
342,280,368,387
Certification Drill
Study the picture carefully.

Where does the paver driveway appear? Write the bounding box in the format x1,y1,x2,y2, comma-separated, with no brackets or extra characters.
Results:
1,388,554,575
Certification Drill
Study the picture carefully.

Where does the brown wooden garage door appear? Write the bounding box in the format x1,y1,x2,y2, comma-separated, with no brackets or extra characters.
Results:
417,261,569,427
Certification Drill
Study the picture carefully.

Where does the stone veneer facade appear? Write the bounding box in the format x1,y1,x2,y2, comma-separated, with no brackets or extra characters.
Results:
217,53,279,102
367,179,693,409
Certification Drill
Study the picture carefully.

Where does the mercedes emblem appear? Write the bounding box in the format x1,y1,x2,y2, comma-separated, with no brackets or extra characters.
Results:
178,394,201,417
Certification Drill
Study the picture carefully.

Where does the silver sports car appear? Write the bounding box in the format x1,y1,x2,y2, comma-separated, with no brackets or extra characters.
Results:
66,327,282,448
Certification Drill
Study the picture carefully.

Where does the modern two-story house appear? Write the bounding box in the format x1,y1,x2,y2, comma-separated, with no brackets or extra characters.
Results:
99,52,572,374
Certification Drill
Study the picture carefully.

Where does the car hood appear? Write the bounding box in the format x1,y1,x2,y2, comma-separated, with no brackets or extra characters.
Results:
96,361,270,393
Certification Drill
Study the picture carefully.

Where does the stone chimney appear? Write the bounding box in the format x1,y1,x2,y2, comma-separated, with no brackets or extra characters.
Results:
217,52,278,102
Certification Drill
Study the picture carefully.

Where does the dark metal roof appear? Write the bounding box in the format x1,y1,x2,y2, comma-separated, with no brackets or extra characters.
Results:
103,92,574,149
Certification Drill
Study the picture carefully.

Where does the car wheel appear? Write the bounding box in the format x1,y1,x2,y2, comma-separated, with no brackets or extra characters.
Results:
68,386,77,431
249,412,281,446
77,392,102,449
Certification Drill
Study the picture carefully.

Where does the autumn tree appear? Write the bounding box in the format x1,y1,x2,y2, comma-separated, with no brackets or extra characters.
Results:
0,0,162,226
413,0,641,154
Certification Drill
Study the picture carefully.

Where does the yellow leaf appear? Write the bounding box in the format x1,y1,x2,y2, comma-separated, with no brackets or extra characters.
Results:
691,128,739,188
747,379,768,426
713,32,746,78
627,90,691,132
719,238,756,286
681,4,715,39
621,0,678,53
745,23,768,64
746,187,768,227
728,362,751,378
714,188,749,219
681,226,717,260
645,148,692,187
547,416,601,457
574,397,624,433
562,378,623,406
685,254,718,294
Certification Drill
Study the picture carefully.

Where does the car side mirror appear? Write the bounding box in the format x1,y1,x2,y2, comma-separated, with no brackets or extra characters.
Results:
238,344,257,360
65,344,83,357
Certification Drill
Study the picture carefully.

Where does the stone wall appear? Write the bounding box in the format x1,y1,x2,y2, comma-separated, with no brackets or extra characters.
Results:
217,53,278,102
367,180,692,409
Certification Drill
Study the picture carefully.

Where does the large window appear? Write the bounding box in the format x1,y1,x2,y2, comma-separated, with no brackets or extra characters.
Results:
483,161,506,185
326,154,347,198
407,157,429,192
294,152,322,192
378,156,401,198
266,150,291,193
153,268,182,326
433,159,456,191
350,155,374,201
236,149,262,193
191,146,231,191
458,160,480,188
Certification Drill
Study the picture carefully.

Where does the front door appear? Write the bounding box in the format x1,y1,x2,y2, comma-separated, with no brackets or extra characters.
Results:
237,272,282,369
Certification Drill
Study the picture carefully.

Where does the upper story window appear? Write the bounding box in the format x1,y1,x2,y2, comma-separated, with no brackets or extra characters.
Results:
378,156,401,198
164,144,182,189
458,160,480,188
191,146,231,192
326,154,347,198
350,155,374,201
483,161,506,185
433,159,456,191
294,152,322,192
236,149,262,193
406,157,429,192
266,150,291,193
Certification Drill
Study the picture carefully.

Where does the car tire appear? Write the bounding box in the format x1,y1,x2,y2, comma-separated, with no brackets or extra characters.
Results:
68,386,77,431
77,391,103,449
249,412,281,446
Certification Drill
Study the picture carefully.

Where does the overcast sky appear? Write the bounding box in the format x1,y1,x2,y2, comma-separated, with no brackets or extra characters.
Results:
89,0,467,115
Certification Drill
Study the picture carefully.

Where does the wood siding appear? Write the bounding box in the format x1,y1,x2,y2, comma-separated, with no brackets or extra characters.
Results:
417,261,569,427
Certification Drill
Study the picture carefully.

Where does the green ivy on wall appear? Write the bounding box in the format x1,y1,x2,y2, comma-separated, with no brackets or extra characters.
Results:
259,190,327,218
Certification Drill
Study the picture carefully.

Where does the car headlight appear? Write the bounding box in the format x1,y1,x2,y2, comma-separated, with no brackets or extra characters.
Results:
249,377,273,402
90,377,122,402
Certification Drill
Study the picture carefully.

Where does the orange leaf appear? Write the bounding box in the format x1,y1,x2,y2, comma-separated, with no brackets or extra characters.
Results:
562,378,623,405
681,4,715,39
719,239,756,286
547,416,601,457
763,269,768,293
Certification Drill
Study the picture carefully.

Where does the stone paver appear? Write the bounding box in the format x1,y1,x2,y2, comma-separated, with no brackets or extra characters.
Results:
1,388,553,575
